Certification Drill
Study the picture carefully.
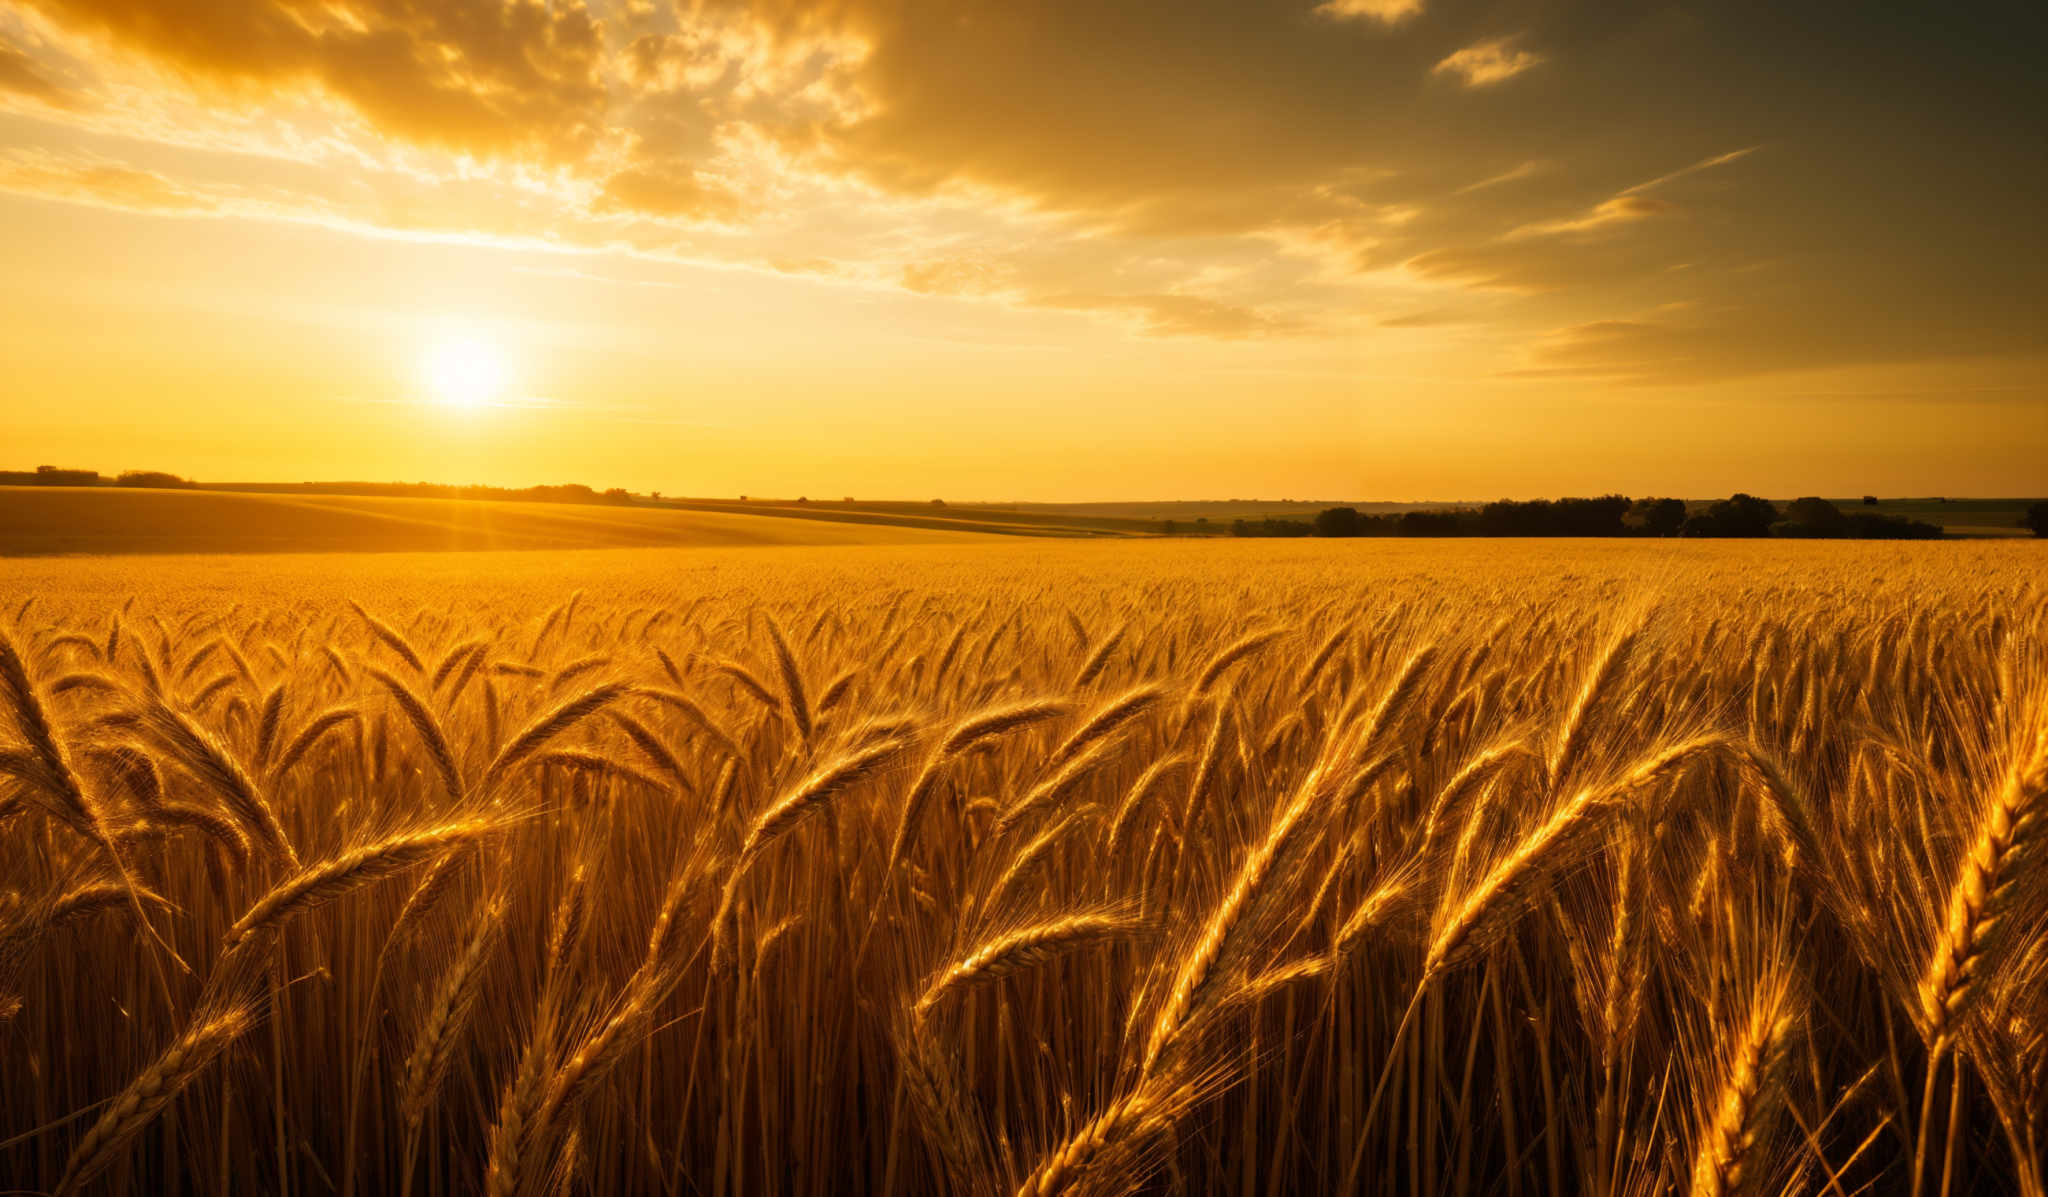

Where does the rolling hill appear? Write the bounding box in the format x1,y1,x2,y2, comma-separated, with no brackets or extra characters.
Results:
0,486,1002,556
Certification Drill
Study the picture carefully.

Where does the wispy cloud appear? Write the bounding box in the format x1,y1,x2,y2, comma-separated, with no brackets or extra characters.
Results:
1034,292,1311,339
1510,194,1670,239
1433,38,1544,87
0,36,78,109
1315,0,1423,27
1454,161,1547,195
0,151,217,213
1619,146,1761,196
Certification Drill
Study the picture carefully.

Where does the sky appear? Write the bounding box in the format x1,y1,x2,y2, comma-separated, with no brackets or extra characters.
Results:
0,0,2042,501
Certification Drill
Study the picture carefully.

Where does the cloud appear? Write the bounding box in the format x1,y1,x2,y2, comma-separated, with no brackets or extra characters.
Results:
1621,146,1761,196
15,0,608,162
1315,0,1423,27
1510,194,1671,239
1403,227,1690,293
1377,307,1474,328
1432,38,1543,87
592,166,743,223
0,36,76,107
901,257,1013,297
0,151,216,212
0,0,2037,376
1507,320,1699,381
1454,161,1547,195
1035,292,1308,339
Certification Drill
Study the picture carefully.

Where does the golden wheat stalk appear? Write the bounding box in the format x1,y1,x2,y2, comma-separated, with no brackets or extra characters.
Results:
881,700,1072,884
349,600,425,673
224,819,495,948
400,890,506,1130
251,683,287,768
1049,684,1167,770
1142,755,1334,1074
607,709,693,793
1104,753,1190,860
640,686,742,759
133,695,300,869
0,629,99,836
1689,969,1804,1197
762,614,813,740
915,909,1139,1018
894,1008,996,1193
54,1005,255,1197
1548,623,1643,789
1917,723,2048,1046
267,705,359,781
479,681,637,792
368,665,463,803
995,735,1121,837
1193,627,1287,694
714,736,914,960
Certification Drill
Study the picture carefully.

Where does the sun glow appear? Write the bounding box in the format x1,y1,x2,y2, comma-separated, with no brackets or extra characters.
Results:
422,335,509,409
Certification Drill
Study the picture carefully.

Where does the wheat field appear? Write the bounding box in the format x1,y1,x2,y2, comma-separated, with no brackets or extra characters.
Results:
1,540,2043,1196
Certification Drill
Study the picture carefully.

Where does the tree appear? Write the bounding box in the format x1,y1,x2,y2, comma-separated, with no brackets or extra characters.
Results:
1314,507,1362,537
1399,510,1463,537
1782,496,1845,536
1842,512,1942,539
1624,497,1687,537
2026,501,2048,538
31,466,99,486
1682,493,1779,538
115,470,191,489
1862,495,1879,506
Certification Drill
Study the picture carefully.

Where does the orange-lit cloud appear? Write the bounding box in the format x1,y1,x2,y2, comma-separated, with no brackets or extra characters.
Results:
0,33,72,106
1316,0,1424,27
1036,292,1311,340
0,149,213,210
1432,38,1543,87
1510,194,1671,239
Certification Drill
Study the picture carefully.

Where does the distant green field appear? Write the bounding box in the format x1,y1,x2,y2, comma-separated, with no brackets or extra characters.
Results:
648,498,1141,537
667,496,2041,538
1832,498,2037,537
653,497,1470,536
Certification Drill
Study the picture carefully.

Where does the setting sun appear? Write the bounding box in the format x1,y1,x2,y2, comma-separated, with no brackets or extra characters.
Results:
421,335,508,409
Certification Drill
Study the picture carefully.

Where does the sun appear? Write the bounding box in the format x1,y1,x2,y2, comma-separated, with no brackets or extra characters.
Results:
421,335,509,409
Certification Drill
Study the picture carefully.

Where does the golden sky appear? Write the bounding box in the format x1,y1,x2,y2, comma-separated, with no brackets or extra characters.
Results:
1,0,2042,500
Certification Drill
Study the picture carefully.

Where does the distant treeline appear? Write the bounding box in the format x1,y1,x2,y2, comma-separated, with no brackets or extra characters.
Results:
0,467,635,506
0,467,197,489
1236,494,1948,540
